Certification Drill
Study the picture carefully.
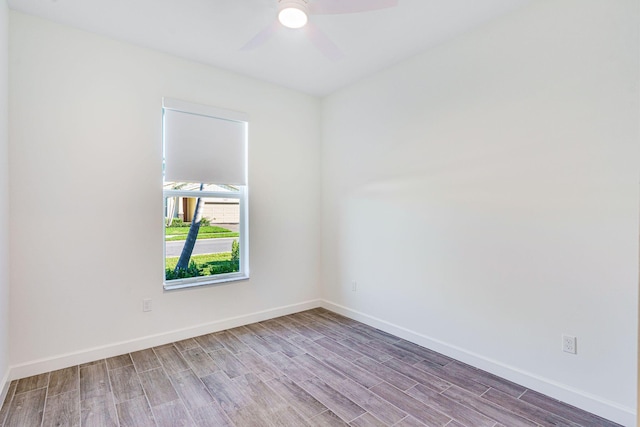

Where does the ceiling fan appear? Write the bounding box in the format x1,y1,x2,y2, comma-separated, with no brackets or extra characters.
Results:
242,0,399,60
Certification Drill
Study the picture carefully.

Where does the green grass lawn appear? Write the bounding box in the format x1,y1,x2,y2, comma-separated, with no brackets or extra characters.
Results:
165,225,239,241
165,252,239,279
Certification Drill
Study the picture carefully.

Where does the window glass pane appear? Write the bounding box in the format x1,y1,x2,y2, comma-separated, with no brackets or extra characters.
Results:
164,194,241,282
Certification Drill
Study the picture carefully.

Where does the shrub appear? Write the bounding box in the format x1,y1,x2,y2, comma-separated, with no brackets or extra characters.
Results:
166,217,213,228
166,217,189,227
165,260,199,280
206,260,238,274
231,240,240,263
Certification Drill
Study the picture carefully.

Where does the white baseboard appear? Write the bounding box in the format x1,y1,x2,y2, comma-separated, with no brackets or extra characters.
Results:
320,300,636,427
0,368,10,410
7,299,321,382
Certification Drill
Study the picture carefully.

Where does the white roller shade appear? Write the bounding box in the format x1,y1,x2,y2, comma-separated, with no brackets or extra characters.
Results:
163,99,248,185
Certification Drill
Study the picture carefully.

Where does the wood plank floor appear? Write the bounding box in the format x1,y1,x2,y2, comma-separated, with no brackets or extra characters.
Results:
0,308,622,427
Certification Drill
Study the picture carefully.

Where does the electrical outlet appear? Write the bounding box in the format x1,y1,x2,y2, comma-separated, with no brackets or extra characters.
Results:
351,281,357,292
143,298,152,312
562,334,577,354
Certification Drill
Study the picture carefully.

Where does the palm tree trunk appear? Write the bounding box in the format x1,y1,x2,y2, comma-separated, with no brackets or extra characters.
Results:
174,183,204,272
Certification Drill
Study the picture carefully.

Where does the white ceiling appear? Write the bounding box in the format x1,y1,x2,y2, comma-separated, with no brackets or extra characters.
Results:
7,0,532,96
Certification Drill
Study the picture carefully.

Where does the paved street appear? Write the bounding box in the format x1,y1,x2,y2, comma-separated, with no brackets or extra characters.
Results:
165,237,238,257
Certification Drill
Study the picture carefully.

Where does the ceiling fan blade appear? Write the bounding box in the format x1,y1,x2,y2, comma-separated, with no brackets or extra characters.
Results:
240,21,279,51
306,22,344,61
309,0,398,15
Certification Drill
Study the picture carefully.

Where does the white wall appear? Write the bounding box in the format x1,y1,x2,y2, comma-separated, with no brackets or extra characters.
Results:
8,11,321,372
321,0,638,424
0,0,9,399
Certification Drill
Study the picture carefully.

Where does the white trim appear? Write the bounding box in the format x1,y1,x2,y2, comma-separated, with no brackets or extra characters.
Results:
0,368,10,410
7,299,321,381
319,300,636,427
163,185,249,290
239,185,249,280
164,272,249,290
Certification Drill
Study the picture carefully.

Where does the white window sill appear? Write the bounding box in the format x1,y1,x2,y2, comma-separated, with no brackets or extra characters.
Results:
164,272,249,291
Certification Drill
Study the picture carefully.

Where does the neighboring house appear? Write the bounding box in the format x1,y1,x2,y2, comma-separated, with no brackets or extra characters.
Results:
164,182,240,224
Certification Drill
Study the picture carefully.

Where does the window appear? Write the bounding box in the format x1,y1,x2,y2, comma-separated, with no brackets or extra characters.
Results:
162,98,249,290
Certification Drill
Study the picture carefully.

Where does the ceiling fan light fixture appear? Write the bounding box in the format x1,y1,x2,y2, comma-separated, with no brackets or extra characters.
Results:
278,0,309,29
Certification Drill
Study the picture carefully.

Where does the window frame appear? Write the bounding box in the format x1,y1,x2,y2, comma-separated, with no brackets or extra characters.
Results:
162,100,249,291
